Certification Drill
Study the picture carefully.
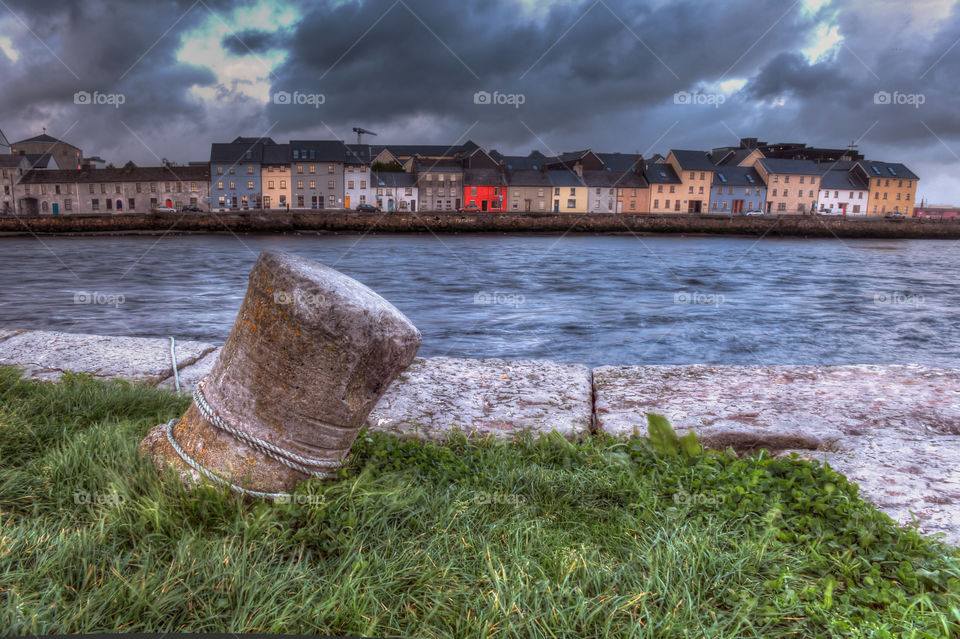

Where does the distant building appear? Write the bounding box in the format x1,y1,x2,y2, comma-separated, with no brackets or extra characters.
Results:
415,159,463,211
505,169,551,212
11,133,82,170
260,143,290,210
914,204,960,219
372,172,417,212
0,154,30,213
753,158,821,214
288,140,349,210
582,170,620,213
666,150,715,213
0,128,10,154
709,166,767,214
711,137,862,164
595,153,648,214
547,169,587,213
851,160,918,216
210,136,275,210
14,162,210,214
462,149,505,212
345,144,374,209
644,162,683,213
817,169,869,215
80,156,107,169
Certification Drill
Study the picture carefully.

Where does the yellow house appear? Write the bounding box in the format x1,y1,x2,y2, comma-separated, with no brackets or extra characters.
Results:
645,161,684,213
547,170,587,213
666,150,714,213
852,160,918,216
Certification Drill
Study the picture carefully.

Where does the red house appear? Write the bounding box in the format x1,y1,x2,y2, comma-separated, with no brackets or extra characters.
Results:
461,148,506,212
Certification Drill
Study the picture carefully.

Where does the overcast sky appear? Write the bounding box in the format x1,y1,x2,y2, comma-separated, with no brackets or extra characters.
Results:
1,0,958,203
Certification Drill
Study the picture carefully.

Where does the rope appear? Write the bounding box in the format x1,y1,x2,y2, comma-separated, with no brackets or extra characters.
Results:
168,337,181,393
193,380,346,477
163,418,293,499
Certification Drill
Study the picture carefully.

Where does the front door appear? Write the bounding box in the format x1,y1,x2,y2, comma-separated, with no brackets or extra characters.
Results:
481,199,488,211
524,199,531,212
732,199,743,214
52,203,58,215
345,195,350,209
553,200,559,212
388,198,394,211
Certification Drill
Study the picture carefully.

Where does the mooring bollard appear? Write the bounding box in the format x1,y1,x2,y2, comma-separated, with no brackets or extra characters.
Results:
139,251,421,497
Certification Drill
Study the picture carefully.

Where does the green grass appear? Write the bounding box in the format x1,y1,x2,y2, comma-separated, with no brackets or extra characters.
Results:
0,366,958,638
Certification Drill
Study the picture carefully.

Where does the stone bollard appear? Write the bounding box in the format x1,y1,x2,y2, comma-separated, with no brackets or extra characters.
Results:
139,251,421,497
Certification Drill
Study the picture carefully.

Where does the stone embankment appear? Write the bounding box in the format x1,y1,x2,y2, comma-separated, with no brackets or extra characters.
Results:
3,210,960,239
2,328,958,545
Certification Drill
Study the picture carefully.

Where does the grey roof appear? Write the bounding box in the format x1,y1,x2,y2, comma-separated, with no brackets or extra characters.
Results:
464,168,506,185
711,148,758,166
0,154,28,168
582,170,625,187
261,144,290,165
500,155,543,170
13,133,77,147
0,128,8,147
547,170,585,187
644,162,682,184
614,171,649,188
210,142,266,164
670,150,716,172
18,164,210,184
383,142,475,158
231,136,276,145
595,152,642,172
756,157,822,176
288,140,349,162
820,169,869,191
818,160,856,171
712,166,766,188
26,154,56,169
505,169,551,187
855,160,919,181
373,172,416,188
345,143,373,165
414,159,463,172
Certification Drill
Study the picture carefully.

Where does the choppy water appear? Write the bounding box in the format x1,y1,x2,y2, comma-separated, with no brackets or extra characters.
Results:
0,233,956,367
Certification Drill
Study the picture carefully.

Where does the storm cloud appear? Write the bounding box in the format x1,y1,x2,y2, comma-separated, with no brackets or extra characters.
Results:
0,0,958,201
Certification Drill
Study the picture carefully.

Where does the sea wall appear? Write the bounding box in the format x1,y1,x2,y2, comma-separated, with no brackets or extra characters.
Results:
1,327,958,545
2,211,960,239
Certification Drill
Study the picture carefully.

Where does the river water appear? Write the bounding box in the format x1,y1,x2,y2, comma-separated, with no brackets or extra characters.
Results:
0,233,956,367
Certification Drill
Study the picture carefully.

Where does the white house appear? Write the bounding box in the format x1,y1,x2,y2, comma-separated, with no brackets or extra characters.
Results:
817,169,870,216
345,144,374,209
373,172,418,212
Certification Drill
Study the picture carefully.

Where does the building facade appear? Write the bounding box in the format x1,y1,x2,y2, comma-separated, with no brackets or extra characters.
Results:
463,168,507,211
505,170,552,212
0,154,30,214
15,163,210,214
260,144,290,210
645,162,684,213
416,160,463,211
11,133,82,170
289,140,348,210
709,166,766,214
817,169,869,215
547,170,587,213
666,150,715,213
210,137,274,210
372,172,417,212
852,160,918,216
754,158,821,214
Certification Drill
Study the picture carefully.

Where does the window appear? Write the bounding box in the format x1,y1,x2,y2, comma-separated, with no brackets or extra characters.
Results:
229,182,236,190
361,181,366,189
554,188,560,196
664,199,670,208
629,201,636,210
689,186,694,194
41,201,48,212
689,172,694,179
247,166,253,175
165,183,171,192
699,172,705,180
348,180,355,189
247,181,254,190
280,180,286,189
777,202,786,211
136,183,142,193
229,168,235,174
217,167,223,175
567,199,576,208
538,189,544,197
297,165,303,174
100,184,106,193
92,198,99,210
217,182,223,190
309,165,316,174
569,188,575,196
268,180,275,189
328,181,334,190
176,183,182,192
328,165,334,174
405,188,412,196
309,181,315,189
699,186,704,194
631,189,637,196
772,189,777,196
106,199,112,210
471,186,477,196
654,199,659,208
298,196,304,207
128,198,135,210
784,176,790,183
669,185,675,193
773,176,779,182
657,185,663,193
64,199,71,211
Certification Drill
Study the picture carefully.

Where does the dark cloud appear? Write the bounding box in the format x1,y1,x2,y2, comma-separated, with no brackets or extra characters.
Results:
0,0,959,200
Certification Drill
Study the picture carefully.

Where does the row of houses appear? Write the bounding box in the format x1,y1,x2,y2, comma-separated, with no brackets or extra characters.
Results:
0,129,920,217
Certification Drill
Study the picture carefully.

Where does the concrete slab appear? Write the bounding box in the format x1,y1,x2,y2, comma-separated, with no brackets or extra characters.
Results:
367,357,593,441
594,364,960,545
0,330,217,384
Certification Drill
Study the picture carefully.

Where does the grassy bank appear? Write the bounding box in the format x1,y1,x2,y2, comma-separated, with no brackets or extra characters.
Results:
1,367,958,637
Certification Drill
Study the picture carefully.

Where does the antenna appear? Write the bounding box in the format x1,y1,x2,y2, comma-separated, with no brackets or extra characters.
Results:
353,127,378,144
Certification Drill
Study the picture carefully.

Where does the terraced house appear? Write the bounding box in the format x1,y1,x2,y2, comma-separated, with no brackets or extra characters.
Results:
666,150,715,213
0,154,29,214
753,158,820,214
345,144,374,209
851,160,918,216
15,163,210,214
415,159,463,211
260,144,290,210
709,166,766,214
289,140,349,210
817,166,869,215
596,153,648,214
210,136,274,210
644,161,683,213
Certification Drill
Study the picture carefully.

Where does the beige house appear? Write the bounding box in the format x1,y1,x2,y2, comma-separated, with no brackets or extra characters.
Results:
666,150,714,213
754,158,821,214
15,163,210,215
645,162,684,213
261,144,290,210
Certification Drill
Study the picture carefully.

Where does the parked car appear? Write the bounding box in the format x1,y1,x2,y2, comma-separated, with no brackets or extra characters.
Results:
885,211,905,219
181,205,203,213
744,209,764,216
152,206,177,213
458,205,482,213
355,203,379,212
